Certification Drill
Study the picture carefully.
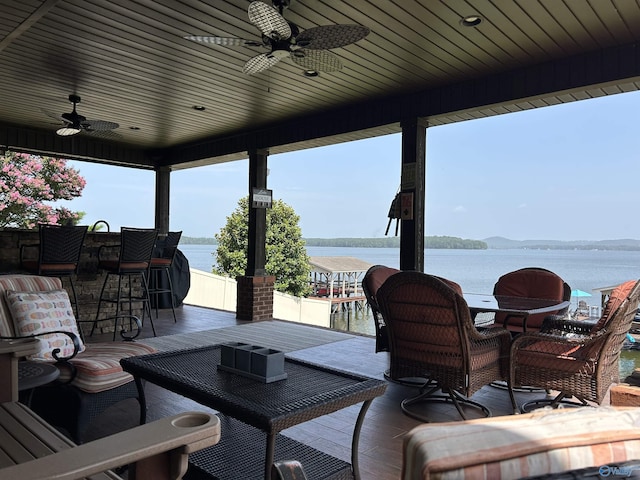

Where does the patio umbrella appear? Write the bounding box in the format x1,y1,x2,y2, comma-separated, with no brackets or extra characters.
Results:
571,289,592,298
571,289,592,309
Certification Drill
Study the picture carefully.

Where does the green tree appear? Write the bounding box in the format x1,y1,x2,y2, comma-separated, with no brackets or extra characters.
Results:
214,197,312,297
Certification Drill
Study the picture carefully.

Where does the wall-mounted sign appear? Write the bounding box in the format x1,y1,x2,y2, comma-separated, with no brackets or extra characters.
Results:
252,188,272,208
400,192,414,220
401,163,416,190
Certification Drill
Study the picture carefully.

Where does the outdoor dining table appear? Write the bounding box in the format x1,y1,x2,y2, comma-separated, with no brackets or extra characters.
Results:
463,293,571,330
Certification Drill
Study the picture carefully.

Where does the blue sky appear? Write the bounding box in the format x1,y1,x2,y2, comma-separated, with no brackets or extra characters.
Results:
65,90,640,241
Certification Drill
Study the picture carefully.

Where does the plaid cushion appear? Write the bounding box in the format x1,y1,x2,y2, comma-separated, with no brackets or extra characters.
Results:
403,407,640,480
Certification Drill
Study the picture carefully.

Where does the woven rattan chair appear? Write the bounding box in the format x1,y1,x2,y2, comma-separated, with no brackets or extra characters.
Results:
148,231,182,323
93,227,158,339
0,274,156,443
377,271,512,421
493,267,571,333
20,224,88,317
510,279,640,413
362,264,400,353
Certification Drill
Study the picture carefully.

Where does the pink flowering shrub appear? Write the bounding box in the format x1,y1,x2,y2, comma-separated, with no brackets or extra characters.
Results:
0,151,86,228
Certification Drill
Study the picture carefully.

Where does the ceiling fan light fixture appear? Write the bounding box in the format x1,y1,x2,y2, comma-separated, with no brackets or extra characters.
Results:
56,126,82,136
460,15,483,27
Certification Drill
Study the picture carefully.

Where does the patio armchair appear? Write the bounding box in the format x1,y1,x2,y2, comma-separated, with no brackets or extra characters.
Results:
493,267,571,333
0,337,221,480
377,271,513,421
362,264,400,353
510,279,640,412
0,274,156,443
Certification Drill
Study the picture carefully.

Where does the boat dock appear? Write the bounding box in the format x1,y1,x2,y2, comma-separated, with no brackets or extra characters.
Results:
308,256,373,314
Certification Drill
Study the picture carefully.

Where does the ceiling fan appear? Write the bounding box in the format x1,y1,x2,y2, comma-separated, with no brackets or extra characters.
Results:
184,0,370,75
43,94,120,137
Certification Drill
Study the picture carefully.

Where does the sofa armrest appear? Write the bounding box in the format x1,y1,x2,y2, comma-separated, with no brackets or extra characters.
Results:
0,409,221,480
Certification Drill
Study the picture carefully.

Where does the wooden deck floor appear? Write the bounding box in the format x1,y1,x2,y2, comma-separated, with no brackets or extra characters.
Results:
84,304,604,480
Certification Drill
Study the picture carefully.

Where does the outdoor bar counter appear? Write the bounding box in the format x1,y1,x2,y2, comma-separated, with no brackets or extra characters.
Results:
0,228,141,334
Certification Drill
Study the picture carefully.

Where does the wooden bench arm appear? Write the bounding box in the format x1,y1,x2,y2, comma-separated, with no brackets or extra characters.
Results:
0,338,40,401
1,410,221,480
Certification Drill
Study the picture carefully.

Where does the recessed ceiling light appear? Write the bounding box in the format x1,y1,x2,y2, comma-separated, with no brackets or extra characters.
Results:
192,105,206,111
303,70,319,77
460,15,483,27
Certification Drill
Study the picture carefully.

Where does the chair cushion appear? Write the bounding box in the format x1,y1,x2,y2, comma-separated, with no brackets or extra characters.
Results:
590,280,636,332
494,269,566,331
4,289,85,361
150,258,172,267
99,260,149,272
59,342,157,393
22,260,77,274
0,275,62,337
403,407,640,480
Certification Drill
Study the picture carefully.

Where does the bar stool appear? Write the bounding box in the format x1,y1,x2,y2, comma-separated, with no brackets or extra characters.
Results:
20,224,88,318
93,227,158,339
148,231,182,323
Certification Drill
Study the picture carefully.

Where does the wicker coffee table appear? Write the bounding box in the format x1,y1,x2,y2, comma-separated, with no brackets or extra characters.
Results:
121,344,387,480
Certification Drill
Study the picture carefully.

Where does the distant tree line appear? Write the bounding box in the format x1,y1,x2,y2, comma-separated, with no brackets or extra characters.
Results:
181,236,218,245
523,245,640,251
180,235,487,250
303,236,486,249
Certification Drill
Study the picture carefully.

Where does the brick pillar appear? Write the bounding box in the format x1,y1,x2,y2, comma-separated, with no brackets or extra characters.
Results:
236,275,275,321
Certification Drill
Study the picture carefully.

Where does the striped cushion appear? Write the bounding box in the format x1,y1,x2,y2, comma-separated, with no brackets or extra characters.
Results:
0,275,63,337
58,342,157,393
403,407,640,480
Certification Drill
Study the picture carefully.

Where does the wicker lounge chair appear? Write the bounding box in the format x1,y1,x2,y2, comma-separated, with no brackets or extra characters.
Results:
377,271,512,421
493,267,571,333
0,274,156,443
510,279,640,412
0,338,221,480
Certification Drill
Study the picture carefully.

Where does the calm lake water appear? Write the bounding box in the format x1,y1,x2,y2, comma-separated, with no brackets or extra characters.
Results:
178,244,640,377
180,244,640,302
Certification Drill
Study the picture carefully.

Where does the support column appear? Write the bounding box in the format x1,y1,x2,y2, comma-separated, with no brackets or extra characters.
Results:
155,166,170,235
236,148,274,321
399,118,427,272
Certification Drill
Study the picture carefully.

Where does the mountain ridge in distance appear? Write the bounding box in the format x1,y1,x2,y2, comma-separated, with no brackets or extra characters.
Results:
483,236,640,249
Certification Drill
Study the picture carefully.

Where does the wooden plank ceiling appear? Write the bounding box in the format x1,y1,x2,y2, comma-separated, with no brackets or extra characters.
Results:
1,0,640,169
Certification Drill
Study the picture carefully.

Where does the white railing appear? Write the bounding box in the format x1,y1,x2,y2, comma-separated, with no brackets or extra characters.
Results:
183,268,332,327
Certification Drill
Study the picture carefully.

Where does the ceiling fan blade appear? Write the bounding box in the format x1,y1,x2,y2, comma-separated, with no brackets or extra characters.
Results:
84,129,123,140
41,108,68,124
243,53,282,75
183,35,264,48
84,120,119,131
248,1,291,41
296,25,370,50
291,49,342,72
